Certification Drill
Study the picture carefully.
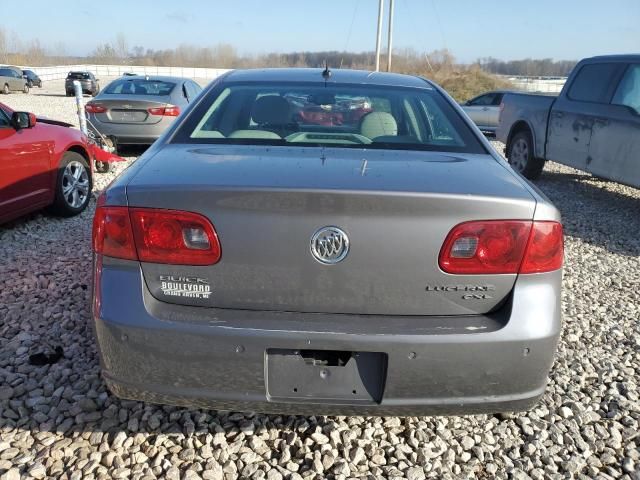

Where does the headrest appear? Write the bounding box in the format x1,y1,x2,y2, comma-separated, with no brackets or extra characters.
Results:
360,111,398,139
251,96,291,125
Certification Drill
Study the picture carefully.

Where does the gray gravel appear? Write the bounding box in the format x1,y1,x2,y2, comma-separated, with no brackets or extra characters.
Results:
0,88,639,479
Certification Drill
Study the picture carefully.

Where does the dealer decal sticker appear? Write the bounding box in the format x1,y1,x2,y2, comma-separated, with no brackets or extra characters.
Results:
159,275,211,299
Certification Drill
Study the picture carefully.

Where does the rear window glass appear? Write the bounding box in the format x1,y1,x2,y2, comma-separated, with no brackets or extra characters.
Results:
104,79,176,96
174,81,485,153
68,72,91,80
568,63,624,103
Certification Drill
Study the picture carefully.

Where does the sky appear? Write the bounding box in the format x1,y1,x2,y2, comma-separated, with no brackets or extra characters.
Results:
2,0,639,62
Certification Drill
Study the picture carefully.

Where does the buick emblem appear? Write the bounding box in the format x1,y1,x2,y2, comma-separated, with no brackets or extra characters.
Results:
310,226,349,264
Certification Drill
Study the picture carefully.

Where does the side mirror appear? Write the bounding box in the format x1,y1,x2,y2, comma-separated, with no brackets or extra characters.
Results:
11,112,37,129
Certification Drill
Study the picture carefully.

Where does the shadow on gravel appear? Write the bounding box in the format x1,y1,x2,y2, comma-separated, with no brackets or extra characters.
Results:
538,169,640,257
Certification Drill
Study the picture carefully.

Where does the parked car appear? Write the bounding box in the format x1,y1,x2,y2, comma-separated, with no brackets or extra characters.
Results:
0,102,93,223
65,71,100,97
497,54,640,187
84,75,202,151
461,90,512,135
0,66,29,94
22,69,42,88
92,68,564,416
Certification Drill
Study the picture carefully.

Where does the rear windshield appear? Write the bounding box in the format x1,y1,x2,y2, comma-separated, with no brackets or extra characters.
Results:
68,72,91,79
174,81,486,153
104,79,176,96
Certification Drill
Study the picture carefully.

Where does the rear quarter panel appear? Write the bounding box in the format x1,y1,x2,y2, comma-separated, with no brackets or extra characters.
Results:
497,93,556,158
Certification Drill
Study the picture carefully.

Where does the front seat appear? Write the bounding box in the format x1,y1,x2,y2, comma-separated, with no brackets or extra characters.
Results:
250,95,292,136
360,111,398,140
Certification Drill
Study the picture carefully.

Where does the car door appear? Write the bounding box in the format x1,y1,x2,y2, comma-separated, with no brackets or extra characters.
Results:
546,62,626,171
587,63,640,187
463,93,496,128
0,110,53,220
10,69,24,90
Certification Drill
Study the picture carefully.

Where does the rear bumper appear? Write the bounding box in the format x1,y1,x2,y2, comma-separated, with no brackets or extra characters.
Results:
87,117,169,145
93,257,562,416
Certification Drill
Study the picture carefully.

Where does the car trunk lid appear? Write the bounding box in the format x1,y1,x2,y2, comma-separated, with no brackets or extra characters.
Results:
125,145,536,316
89,96,169,125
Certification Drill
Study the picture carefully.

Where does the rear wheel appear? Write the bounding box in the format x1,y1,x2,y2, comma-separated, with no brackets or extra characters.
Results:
27,80,34,88
23,84,29,94
507,130,545,180
2,84,8,95
50,152,92,217
95,161,111,173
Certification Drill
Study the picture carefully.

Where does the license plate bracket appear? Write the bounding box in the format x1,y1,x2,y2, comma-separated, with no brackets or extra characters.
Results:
266,349,387,403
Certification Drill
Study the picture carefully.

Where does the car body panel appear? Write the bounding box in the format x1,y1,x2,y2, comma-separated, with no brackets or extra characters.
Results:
94,255,561,416
497,54,640,188
126,145,536,316
0,102,93,223
94,68,562,415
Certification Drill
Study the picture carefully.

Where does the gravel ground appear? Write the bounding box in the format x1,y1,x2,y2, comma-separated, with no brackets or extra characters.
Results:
0,88,639,480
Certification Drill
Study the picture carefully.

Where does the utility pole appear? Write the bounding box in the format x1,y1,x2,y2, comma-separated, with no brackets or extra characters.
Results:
386,0,395,71
374,0,384,71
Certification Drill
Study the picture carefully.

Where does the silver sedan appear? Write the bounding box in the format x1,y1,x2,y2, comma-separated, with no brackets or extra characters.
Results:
85,75,203,152
92,68,563,416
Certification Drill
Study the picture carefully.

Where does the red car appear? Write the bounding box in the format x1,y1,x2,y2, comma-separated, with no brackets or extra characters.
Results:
0,102,94,224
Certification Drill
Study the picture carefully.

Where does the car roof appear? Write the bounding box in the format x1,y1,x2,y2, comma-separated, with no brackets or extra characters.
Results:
582,54,640,63
118,75,187,82
224,68,432,89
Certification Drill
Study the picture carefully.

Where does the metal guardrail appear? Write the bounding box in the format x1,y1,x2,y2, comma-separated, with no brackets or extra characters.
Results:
17,64,232,81
497,75,567,93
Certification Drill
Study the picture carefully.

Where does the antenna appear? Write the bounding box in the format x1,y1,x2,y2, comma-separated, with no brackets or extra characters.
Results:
322,61,332,80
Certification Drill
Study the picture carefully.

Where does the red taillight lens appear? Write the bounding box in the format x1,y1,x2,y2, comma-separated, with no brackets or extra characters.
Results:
147,105,180,116
520,221,564,273
439,220,563,275
85,104,107,114
92,206,137,260
92,206,221,265
440,221,532,274
129,208,220,265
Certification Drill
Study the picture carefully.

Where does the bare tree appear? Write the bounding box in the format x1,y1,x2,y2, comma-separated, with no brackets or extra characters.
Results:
115,33,129,62
0,27,7,64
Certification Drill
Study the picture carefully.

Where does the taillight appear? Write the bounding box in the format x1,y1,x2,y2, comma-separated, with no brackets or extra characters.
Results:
439,220,563,275
92,206,137,260
147,105,181,116
93,206,221,265
129,208,220,265
85,104,107,114
520,221,564,273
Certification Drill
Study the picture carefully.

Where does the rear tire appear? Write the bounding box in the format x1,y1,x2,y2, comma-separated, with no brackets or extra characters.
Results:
507,130,545,180
2,84,8,95
27,80,33,88
50,152,92,217
23,84,29,94
95,161,111,173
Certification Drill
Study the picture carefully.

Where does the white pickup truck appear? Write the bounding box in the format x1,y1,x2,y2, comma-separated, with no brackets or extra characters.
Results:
497,55,640,188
